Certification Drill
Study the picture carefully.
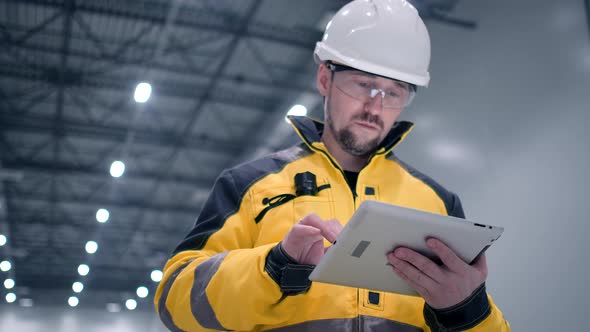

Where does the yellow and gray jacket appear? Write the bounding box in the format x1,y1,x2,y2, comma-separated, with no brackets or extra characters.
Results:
154,116,510,331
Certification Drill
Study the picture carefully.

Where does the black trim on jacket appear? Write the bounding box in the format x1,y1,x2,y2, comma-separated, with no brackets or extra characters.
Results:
423,283,491,331
265,243,314,295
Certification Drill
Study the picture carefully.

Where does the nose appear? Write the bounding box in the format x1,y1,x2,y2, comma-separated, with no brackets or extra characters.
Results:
365,89,384,114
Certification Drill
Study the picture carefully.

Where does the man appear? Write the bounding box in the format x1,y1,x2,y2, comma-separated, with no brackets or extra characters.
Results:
155,0,510,331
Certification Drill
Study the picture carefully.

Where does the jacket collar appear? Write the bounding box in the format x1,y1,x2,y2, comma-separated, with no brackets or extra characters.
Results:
287,116,414,156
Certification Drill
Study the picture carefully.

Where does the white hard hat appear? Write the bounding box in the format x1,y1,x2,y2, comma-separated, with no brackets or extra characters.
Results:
314,0,431,87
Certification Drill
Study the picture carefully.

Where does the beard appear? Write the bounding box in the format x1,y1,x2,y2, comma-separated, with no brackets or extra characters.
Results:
326,98,385,157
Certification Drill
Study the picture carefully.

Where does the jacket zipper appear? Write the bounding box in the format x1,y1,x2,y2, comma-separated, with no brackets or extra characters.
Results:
312,147,356,201
288,119,414,332
353,188,360,332
310,143,408,332
312,144,368,332
357,289,361,332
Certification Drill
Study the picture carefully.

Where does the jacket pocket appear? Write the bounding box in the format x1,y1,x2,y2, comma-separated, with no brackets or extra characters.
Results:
252,180,334,246
292,194,334,223
292,185,335,247
252,186,295,246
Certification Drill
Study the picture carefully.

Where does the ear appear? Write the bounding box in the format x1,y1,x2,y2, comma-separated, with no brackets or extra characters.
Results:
316,64,331,97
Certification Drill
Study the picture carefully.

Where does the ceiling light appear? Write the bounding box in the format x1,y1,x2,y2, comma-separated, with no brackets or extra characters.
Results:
136,286,149,298
106,303,121,313
150,270,163,282
72,282,84,293
0,234,6,246
85,241,98,254
110,161,125,178
125,299,137,310
5,293,16,303
285,104,307,123
0,260,11,272
19,298,33,307
68,296,79,307
134,82,152,103
78,264,89,276
96,208,110,223
4,278,15,289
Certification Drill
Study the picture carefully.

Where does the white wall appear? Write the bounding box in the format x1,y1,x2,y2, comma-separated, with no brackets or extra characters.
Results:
396,0,590,330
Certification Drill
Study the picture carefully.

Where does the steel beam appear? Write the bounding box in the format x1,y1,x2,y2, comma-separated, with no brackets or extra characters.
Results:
5,0,321,50
1,159,212,194
51,0,74,238
0,63,281,111
6,184,199,215
0,37,315,93
1,113,243,155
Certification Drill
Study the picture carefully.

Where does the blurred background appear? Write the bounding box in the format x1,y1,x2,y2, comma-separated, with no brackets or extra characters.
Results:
0,0,588,331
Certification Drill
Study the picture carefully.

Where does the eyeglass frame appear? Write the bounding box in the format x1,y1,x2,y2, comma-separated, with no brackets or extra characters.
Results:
326,62,417,109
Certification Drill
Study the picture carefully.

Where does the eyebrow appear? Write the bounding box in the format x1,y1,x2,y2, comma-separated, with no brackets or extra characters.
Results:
349,71,375,79
349,71,409,89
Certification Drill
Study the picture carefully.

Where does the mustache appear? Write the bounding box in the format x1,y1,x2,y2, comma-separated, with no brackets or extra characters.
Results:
354,112,384,129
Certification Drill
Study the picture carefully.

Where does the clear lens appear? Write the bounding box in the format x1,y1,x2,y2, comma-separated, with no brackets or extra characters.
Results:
333,70,415,108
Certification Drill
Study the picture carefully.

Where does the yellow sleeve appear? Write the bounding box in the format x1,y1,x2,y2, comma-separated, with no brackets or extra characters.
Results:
465,296,511,332
153,170,302,331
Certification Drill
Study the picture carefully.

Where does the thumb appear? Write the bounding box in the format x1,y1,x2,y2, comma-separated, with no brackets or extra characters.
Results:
472,253,488,274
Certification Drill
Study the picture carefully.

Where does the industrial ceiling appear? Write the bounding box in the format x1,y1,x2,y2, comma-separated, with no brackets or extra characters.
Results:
0,0,473,311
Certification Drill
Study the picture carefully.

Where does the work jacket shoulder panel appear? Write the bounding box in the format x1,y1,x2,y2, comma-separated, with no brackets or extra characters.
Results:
173,144,312,253
385,152,465,218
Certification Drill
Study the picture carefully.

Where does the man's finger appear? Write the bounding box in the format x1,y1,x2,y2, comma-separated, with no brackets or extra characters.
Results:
291,224,323,242
298,213,322,227
389,262,431,298
471,253,488,277
393,247,445,282
299,214,339,243
387,253,438,292
325,218,343,241
427,238,467,274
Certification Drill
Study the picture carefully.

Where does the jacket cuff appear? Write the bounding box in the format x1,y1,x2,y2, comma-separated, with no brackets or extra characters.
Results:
264,243,314,295
423,283,491,331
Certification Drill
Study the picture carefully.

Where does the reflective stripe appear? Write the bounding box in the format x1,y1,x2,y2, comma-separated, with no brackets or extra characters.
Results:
158,260,193,332
267,316,423,332
266,318,353,331
190,252,229,330
361,315,423,332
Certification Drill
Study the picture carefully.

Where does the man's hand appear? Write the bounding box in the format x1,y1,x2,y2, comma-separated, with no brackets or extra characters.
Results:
281,213,343,265
386,238,488,309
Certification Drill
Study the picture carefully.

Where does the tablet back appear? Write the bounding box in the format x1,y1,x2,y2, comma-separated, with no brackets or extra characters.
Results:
308,200,503,296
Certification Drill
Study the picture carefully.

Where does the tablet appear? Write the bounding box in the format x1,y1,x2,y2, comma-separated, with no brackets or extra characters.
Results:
308,200,504,296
